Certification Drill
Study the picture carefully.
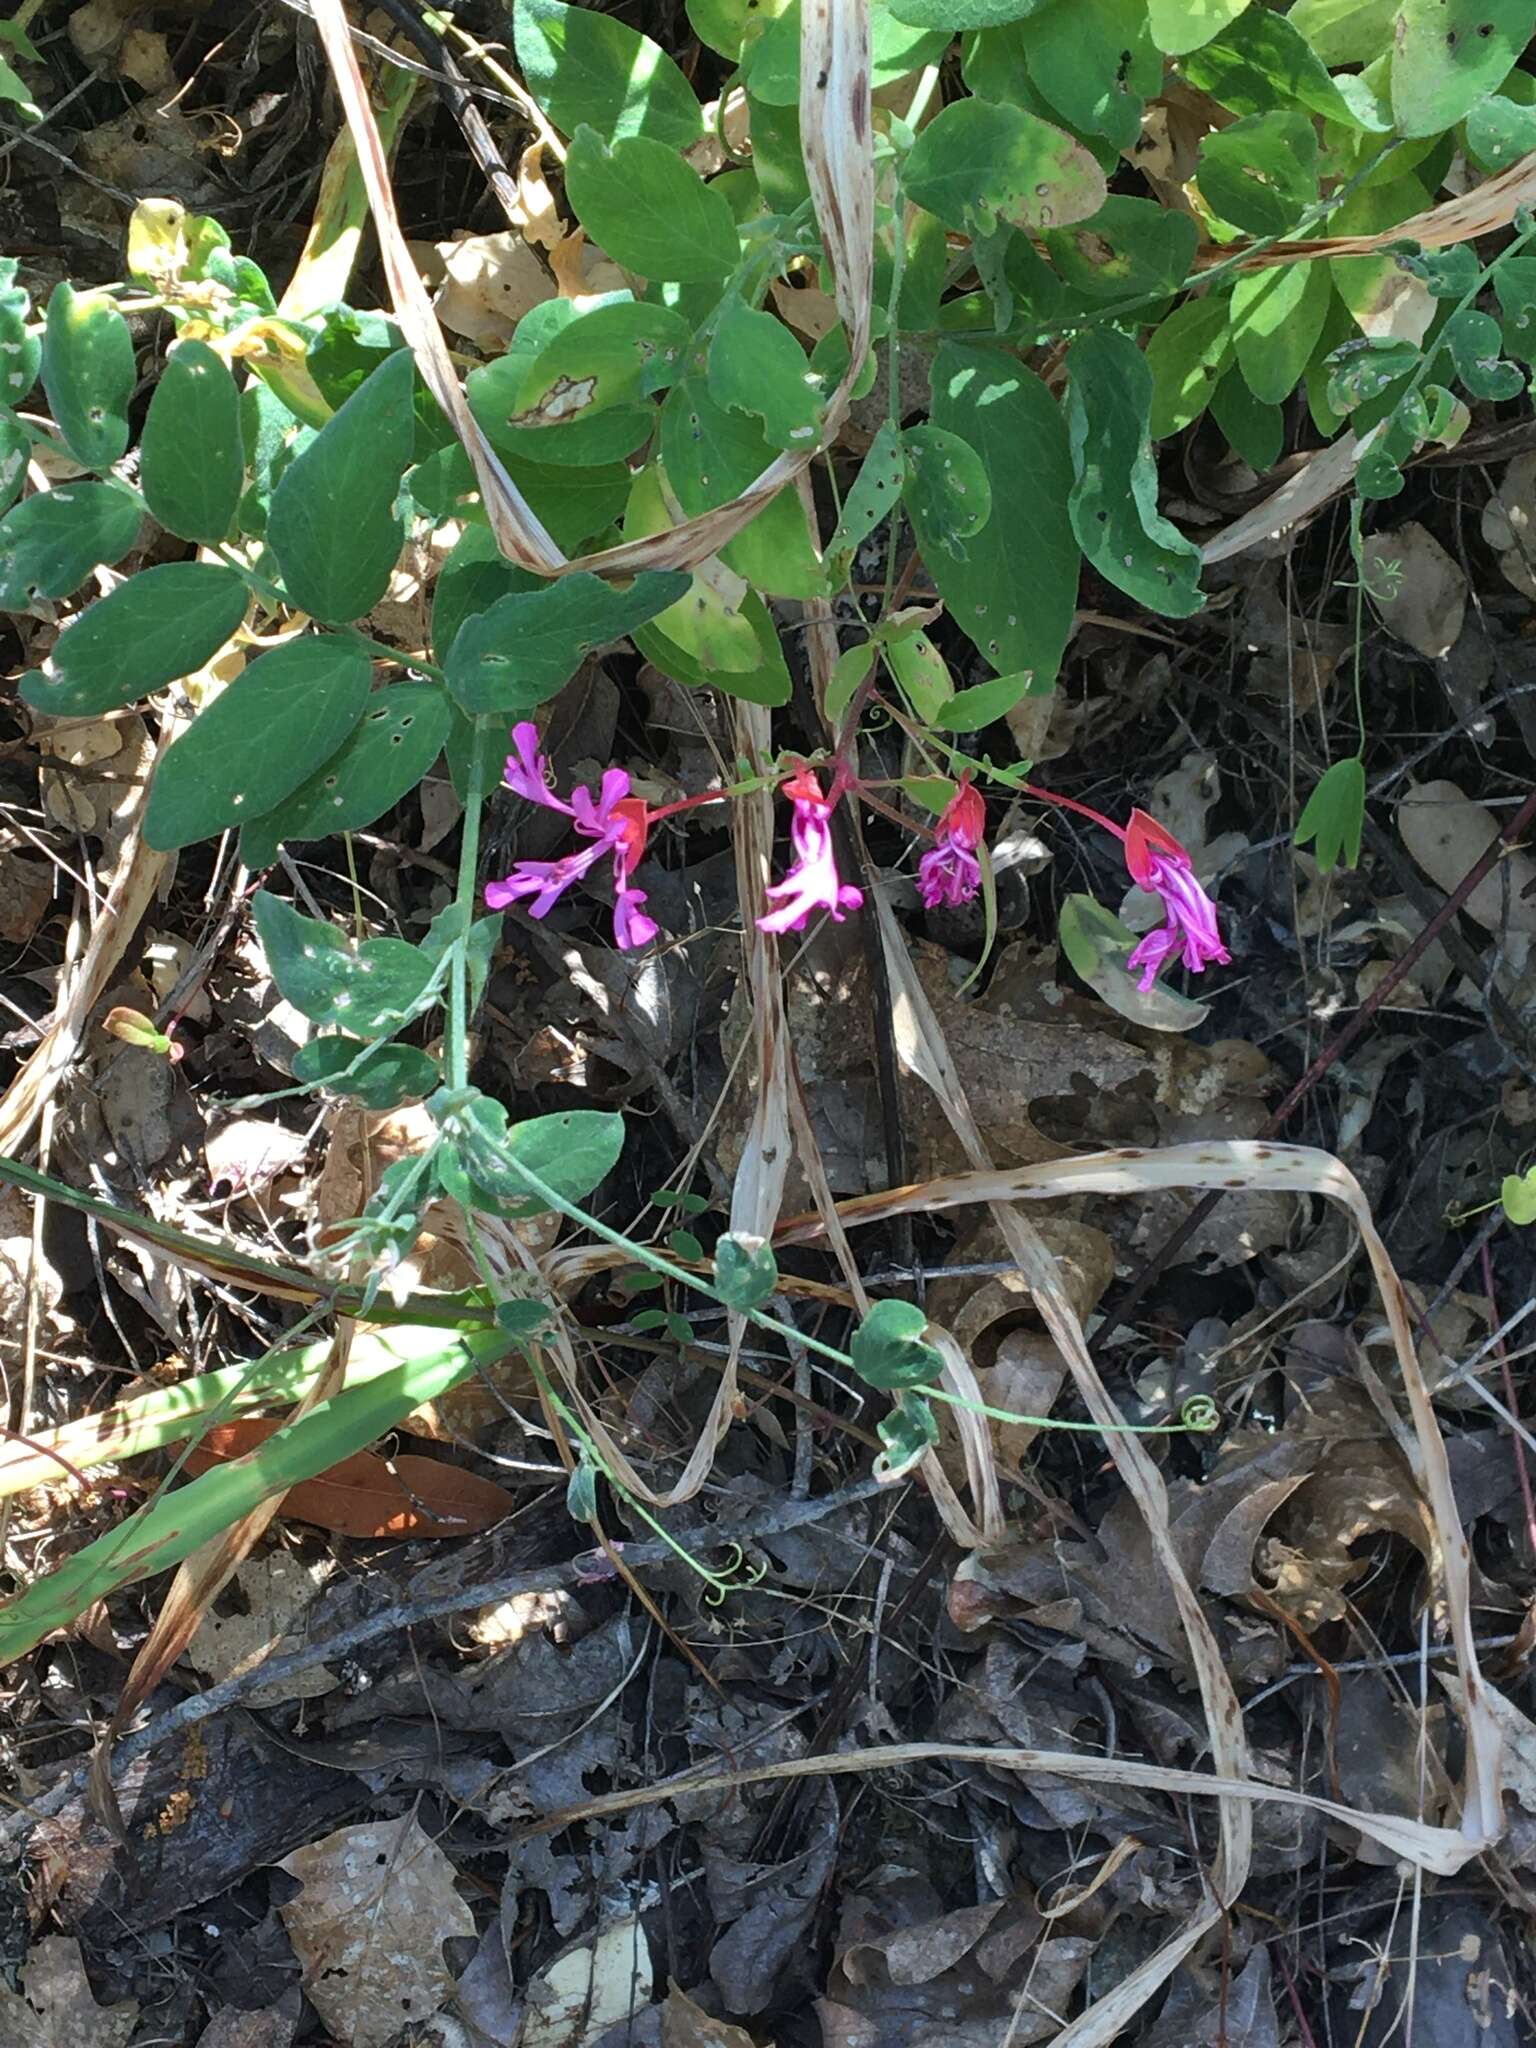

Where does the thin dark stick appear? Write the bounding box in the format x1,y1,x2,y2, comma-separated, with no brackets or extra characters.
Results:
1099,785,1536,1341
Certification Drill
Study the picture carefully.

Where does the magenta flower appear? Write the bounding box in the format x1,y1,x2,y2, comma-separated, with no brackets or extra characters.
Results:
486,723,657,950
757,768,863,935
1121,809,1230,993
918,776,986,910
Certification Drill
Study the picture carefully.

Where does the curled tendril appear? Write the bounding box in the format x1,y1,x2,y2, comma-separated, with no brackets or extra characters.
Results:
1180,1394,1220,1434
702,1543,768,1606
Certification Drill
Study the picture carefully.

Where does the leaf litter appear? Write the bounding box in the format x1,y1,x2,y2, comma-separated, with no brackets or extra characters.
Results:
5,0,1536,2042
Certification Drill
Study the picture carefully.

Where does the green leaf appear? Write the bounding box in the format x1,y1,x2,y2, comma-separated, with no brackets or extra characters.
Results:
565,1456,599,1520
239,684,450,866
144,635,373,851
915,342,1079,688
661,373,775,515
720,480,829,598
883,628,953,722
41,282,135,470
432,1087,625,1217
623,465,761,670
432,526,541,666
444,570,690,715
741,0,950,97
566,126,738,281
1197,111,1318,237
1501,1168,1536,1227
1044,196,1199,304
1466,91,1536,173
826,642,875,725
903,98,1106,236
875,1395,940,1478
1231,259,1332,405
708,298,825,451
1147,294,1233,439
252,890,435,1035
140,340,244,544
293,1036,440,1109
266,349,416,626
901,424,992,562
1294,755,1365,871
1325,335,1420,413
0,481,141,608
514,0,703,146
0,412,25,518
1287,0,1396,64
1058,893,1211,1031
20,564,248,717
1182,3,1385,125
1065,328,1204,618
0,1338,494,1666
633,589,792,705
668,1227,705,1262
1495,256,1536,364
1209,367,1283,471
827,419,906,578
851,1298,943,1390
0,259,40,407
1441,307,1525,401
1146,0,1249,54
1391,0,1536,137
496,1298,554,1338
1025,0,1160,148
932,671,1033,729
890,0,1044,22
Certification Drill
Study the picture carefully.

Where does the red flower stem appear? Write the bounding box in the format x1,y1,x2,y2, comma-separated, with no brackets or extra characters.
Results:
1013,779,1128,842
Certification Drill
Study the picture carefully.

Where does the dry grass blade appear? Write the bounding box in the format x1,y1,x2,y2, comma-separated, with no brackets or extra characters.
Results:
781,1135,1505,1848
1225,147,1536,267
86,1322,356,1830
1200,424,1386,564
534,1738,1482,1875
307,0,875,583
869,896,1252,2046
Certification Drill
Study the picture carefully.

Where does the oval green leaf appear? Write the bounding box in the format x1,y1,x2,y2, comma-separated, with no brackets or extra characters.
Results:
1058,892,1210,1032
239,682,450,866
252,890,435,1034
41,282,135,470
144,635,373,851
0,480,141,608
140,339,244,544
514,0,702,145
293,1036,441,1109
903,97,1106,236
267,348,415,625
21,563,249,717
566,125,739,282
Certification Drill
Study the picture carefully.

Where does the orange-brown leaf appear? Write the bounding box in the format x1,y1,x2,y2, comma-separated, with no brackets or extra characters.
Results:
183,1420,515,1537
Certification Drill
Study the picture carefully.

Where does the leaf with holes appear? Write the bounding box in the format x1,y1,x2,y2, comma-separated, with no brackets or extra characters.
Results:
239,684,450,866
1467,90,1536,172
851,1298,944,1391
1391,0,1536,137
1325,336,1419,413
144,636,373,851
827,420,905,578
252,891,436,1036
514,0,702,145
0,413,26,519
915,343,1078,688
903,97,1106,236
444,570,689,714
708,297,826,451
1198,110,1318,236
1066,328,1203,618
876,1395,939,1479
293,1037,441,1110
883,627,953,723
713,1234,779,1311
20,563,249,717
901,424,991,562
0,481,141,608
566,126,739,281
140,339,244,544
0,258,39,408
41,282,134,469
1441,307,1525,401
431,1086,625,1217
1044,195,1198,304
267,349,416,626
1026,0,1161,148
1147,294,1233,438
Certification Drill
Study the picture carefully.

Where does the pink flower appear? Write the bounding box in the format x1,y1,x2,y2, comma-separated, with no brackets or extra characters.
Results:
1121,809,1230,993
486,725,657,951
917,777,986,910
758,768,863,934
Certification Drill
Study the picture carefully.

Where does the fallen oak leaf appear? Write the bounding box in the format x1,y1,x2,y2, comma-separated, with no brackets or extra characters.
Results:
182,1418,515,1537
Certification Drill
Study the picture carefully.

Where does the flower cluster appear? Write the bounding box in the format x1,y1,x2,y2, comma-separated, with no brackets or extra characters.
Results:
482,725,1230,996
484,724,656,950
